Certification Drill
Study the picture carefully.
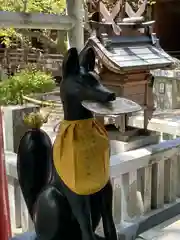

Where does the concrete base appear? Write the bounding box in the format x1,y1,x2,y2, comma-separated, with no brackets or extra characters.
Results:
112,127,140,142
109,131,159,155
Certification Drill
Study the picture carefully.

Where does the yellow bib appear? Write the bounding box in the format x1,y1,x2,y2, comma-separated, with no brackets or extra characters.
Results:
53,118,110,195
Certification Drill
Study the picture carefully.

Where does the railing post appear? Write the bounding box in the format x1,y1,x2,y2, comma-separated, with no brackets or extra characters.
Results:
137,165,152,213
112,177,122,225
121,171,142,221
164,155,177,203
151,161,164,208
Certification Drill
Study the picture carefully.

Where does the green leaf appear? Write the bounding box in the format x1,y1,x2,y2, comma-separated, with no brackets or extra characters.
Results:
0,65,56,105
0,0,66,14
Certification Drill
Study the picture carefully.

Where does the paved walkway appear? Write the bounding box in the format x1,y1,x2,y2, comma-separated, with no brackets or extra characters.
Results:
137,215,180,240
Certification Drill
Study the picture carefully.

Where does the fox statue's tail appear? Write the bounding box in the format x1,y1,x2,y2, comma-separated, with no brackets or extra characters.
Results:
17,128,53,220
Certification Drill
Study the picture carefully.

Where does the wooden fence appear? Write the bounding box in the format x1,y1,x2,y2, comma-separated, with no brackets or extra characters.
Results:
0,48,63,77
5,137,180,237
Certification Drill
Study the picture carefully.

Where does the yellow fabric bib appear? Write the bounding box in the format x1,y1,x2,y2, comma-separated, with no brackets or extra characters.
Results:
53,118,110,195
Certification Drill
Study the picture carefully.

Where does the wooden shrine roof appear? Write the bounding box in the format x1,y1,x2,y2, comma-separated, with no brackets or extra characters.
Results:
82,35,174,73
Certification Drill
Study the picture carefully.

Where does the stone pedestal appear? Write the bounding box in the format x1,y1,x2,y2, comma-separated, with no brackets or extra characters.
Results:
3,104,39,153
108,130,159,155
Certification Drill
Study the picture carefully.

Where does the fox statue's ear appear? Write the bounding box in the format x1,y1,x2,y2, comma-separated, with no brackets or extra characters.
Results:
62,48,80,78
80,47,96,72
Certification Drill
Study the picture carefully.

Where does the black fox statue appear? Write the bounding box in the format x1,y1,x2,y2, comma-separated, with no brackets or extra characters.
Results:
15,47,117,240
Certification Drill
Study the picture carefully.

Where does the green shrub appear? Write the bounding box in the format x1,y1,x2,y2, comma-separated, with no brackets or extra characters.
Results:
0,66,56,105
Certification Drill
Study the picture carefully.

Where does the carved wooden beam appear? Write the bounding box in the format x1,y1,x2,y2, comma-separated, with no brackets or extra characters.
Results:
125,0,147,18
99,1,122,35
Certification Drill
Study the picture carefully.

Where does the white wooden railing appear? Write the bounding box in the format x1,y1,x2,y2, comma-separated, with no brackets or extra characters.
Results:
5,138,180,236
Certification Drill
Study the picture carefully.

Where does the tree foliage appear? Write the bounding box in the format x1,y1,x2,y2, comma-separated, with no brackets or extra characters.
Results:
0,0,66,14
0,65,56,105
0,0,66,50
